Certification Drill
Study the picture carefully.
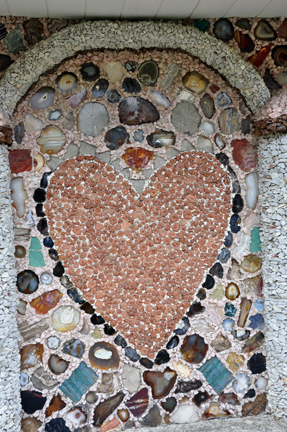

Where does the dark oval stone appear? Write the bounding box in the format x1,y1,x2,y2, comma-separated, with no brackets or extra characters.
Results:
104,324,116,335
17,269,39,294
175,380,202,393
193,391,211,407
232,180,241,194
187,302,205,318
137,60,159,86
60,275,73,289
45,418,71,432
174,316,190,335
196,288,206,300
254,20,276,40
92,79,109,98
194,19,210,32
90,314,105,325
36,204,45,217
224,232,233,248
264,69,281,90
140,358,154,369
107,89,121,103
105,126,129,150
180,334,208,364
37,218,49,236
67,288,85,304
94,392,125,426
166,335,179,350
14,121,24,144
202,274,215,289
216,152,229,166
53,261,64,277
122,77,141,93
125,347,140,362
80,63,100,82
200,94,215,119
118,97,160,125
272,46,287,67
248,353,266,374
154,350,170,365
214,18,234,42
33,188,46,203
161,397,177,413
80,302,95,315
218,248,231,263
227,165,237,181
40,172,52,189
0,54,12,72
235,31,255,53
242,116,251,135
48,248,59,261
236,18,251,30
43,237,54,248
232,194,244,214
114,334,127,349
21,390,46,415
244,389,256,399
230,214,241,233
209,262,224,279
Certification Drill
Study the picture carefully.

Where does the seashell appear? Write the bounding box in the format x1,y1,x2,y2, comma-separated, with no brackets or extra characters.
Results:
66,407,87,425
48,354,69,375
47,336,60,350
30,87,55,110
56,72,78,92
182,71,209,94
92,79,109,98
254,20,276,41
34,153,45,171
213,18,234,42
11,177,28,218
78,102,109,137
80,63,100,82
138,60,159,86
51,306,80,332
17,269,39,294
37,126,66,155
89,342,119,370
225,282,240,300
118,96,159,125
272,45,287,67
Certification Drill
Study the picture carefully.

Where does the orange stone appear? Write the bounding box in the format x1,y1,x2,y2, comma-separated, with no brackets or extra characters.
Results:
100,417,121,432
20,343,44,369
30,289,63,314
45,394,66,417
122,147,154,172
9,149,32,174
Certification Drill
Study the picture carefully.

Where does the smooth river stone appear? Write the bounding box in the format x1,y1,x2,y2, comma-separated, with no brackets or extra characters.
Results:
143,368,177,399
231,139,257,172
37,126,66,154
202,402,230,418
161,397,177,413
238,298,252,328
9,149,32,174
138,60,158,86
147,129,175,148
150,90,170,107
51,306,80,332
232,374,251,394
141,405,162,427
202,121,215,135
213,18,234,42
180,334,208,364
219,108,241,134
15,245,26,258
245,172,259,210
30,87,55,110
63,338,85,358
126,388,149,417
121,364,141,393
200,94,215,118
215,133,226,150
254,20,276,40
94,393,125,426
31,366,59,390
80,62,100,81
182,71,209,94
11,177,28,218
20,343,44,369
56,72,77,92
17,269,39,294
118,97,159,125
171,102,201,135
170,404,200,424
241,254,262,273
105,126,129,150
78,102,109,137
216,92,232,108
89,341,119,370
46,394,66,417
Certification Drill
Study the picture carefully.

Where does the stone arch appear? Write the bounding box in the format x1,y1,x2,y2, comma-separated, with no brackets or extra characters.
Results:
0,20,269,120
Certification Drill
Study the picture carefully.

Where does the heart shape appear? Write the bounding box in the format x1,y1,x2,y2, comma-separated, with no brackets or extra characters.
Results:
45,151,231,358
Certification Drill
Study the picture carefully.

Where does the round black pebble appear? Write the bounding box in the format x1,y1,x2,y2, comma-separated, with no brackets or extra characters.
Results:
209,262,224,279
155,349,170,365
216,152,229,166
104,324,116,335
17,270,39,294
140,357,154,369
166,335,179,350
174,316,190,335
230,214,241,233
122,77,141,93
80,62,100,82
53,261,64,277
91,314,105,325
202,274,215,289
49,248,59,261
33,188,46,203
80,302,95,315
36,204,45,217
37,218,49,236
196,288,206,300
114,334,127,349
92,79,109,98
248,353,266,374
232,194,244,214
244,388,256,398
125,347,140,362
43,237,54,248
40,172,52,189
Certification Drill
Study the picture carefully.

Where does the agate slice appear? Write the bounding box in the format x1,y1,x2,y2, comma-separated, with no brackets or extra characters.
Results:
137,60,159,86
93,393,125,426
78,102,109,137
235,31,255,53
161,397,177,413
118,97,159,125
232,373,250,394
56,72,78,92
238,298,252,328
11,177,28,218
272,45,287,67
48,354,69,375
242,332,264,353
66,407,86,425
51,306,80,332
225,282,240,300
147,129,175,148
202,402,231,418
126,388,149,417
219,392,239,406
219,108,241,134
118,409,130,422
89,341,119,370
40,272,53,285
21,390,46,415
30,87,55,110
37,126,66,154
241,254,261,273
47,336,60,350
46,394,66,417
254,20,276,41
143,368,177,399
20,343,44,369
31,366,59,390
193,391,211,407
182,71,209,94
30,289,62,314
17,269,39,294
200,93,215,119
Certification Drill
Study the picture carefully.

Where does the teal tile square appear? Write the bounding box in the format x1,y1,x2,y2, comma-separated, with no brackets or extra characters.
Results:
199,356,233,394
60,362,98,403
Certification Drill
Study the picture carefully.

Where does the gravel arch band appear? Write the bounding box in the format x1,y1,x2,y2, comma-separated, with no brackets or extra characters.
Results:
0,20,270,119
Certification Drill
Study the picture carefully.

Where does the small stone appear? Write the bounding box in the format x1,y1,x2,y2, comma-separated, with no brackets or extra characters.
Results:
0,53,12,72
242,394,267,416
94,393,125,427
180,334,208,364
216,92,232,108
210,284,224,300
254,20,276,40
161,63,181,90
213,18,234,42
249,314,264,330
232,194,244,214
45,418,71,432
56,72,78,92
236,18,251,30
232,329,250,341
222,318,235,332
231,139,257,172
141,405,162,427
30,289,62,314
219,392,239,405
31,366,58,390
235,31,255,53
78,102,109,137
219,108,241,134
21,390,46,415
122,77,141,93
126,388,149,417
15,245,26,258
140,358,154,369
225,283,240,300
138,60,158,86
133,129,144,142
170,404,200,424
62,112,75,130
211,334,232,353
51,306,80,332
122,364,141,393
174,316,190,335
53,261,64,277
9,149,32,174
5,26,26,54
248,353,266,374
49,110,62,121
196,289,206,300
122,147,154,172
241,254,262,273
114,334,127,349
89,342,120,370
230,214,241,233
175,380,202,393
147,129,175,148
264,69,281,90
218,248,230,263
47,336,60,349
197,136,213,152
272,45,287,67
202,274,214,289
144,368,177,399
150,90,170,107
22,417,42,432
193,391,211,407
86,391,98,404
226,353,245,372
101,417,121,432
225,303,236,317
107,89,121,103
17,299,27,315
209,262,223,278
17,269,39,294
118,97,159,125
63,338,85,358
125,347,140,362
105,126,129,150
200,93,215,119
166,335,179,349
214,133,226,150
244,389,256,399
255,377,267,390
46,394,66,417
161,397,177,413
242,332,265,354
182,71,208,94
202,402,231,418
155,350,170,365
80,63,100,81
186,302,205,318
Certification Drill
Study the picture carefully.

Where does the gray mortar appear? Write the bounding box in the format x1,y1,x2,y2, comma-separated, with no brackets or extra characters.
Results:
258,134,287,418
0,145,21,432
0,20,269,119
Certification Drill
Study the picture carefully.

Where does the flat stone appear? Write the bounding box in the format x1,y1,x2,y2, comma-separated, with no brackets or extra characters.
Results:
211,333,231,352
5,26,26,54
242,394,267,416
31,366,59,390
231,139,257,172
219,108,241,134
141,405,162,427
122,364,141,393
171,404,200,424
171,102,201,136
79,141,96,156
19,319,49,341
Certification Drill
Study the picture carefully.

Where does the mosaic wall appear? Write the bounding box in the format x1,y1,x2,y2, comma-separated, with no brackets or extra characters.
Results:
8,47,268,431
1,15,287,94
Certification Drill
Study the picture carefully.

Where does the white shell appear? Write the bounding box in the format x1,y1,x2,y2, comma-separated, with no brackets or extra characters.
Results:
11,177,28,218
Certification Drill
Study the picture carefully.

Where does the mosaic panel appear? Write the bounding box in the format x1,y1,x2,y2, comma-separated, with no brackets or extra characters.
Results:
9,49,267,429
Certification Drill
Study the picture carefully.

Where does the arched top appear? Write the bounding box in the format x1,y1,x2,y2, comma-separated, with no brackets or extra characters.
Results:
0,20,270,119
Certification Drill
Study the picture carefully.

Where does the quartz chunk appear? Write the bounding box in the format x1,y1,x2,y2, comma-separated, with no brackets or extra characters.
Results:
11,177,28,218
232,373,250,394
170,404,200,424
245,172,259,210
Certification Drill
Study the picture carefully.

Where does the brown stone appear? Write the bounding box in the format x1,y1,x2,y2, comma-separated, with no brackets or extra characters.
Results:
20,343,44,369
100,417,121,432
242,394,267,416
21,417,42,432
0,126,12,146
45,394,66,417
180,334,208,363
231,139,257,172
23,18,44,45
122,147,154,172
211,333,231,352
30,289,63,314
144,368,177,399
278,19,287,39
9,149,32,174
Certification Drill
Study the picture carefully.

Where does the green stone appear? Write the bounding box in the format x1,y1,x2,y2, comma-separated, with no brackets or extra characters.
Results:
4,27,26,55
225,302,236,317
92,328,103,339
29,250,45,267
250,227,262,252
194,19,210,32
30,237,42,251
211,284,224,300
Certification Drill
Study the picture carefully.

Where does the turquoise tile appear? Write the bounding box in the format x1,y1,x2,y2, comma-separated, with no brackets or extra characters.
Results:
199,356,233,394
250,227,262,252
60,362,98,403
